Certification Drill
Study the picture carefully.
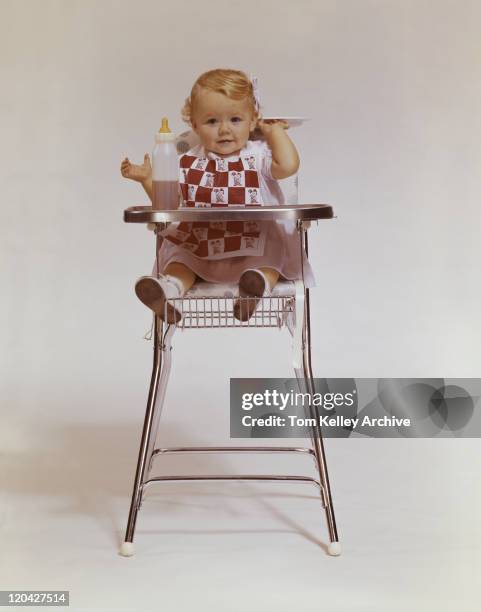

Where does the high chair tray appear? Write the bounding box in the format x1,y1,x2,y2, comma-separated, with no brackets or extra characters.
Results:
124,203,334,223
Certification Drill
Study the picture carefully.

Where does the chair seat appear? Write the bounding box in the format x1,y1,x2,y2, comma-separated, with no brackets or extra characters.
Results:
184,279,297,299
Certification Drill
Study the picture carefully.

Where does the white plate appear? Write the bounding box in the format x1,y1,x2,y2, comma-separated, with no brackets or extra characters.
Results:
262,116,309,128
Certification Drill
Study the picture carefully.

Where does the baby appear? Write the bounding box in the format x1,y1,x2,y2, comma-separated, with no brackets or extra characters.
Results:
121,68,311,323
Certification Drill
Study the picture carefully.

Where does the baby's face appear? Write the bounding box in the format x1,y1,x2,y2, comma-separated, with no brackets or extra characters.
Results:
191,89,257,158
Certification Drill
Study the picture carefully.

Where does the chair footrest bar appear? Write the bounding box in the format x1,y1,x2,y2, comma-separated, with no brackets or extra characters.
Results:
152,446,315,457
143,474,323,495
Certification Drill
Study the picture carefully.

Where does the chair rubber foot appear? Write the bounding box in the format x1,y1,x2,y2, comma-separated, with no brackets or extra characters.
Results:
119,541,135,557
327,541,341,556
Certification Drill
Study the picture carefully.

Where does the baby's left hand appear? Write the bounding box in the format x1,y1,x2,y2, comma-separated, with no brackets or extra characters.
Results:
255,118,289,137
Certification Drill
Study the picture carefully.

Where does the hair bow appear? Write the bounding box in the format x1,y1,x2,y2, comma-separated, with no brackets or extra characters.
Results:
251,76,261,112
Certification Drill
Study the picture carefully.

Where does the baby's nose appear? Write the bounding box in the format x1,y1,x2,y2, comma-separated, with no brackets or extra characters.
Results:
218,121,230,134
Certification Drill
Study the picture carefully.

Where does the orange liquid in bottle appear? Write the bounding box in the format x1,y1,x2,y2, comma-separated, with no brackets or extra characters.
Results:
153,180,179,210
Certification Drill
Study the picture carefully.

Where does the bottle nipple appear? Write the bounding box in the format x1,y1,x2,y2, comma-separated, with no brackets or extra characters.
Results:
159,117,171,133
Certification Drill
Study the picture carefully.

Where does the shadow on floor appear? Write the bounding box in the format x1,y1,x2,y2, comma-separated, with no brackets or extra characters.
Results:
3,419,327,551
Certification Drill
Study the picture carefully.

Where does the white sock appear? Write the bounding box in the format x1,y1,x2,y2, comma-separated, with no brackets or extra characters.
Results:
163,274,185,297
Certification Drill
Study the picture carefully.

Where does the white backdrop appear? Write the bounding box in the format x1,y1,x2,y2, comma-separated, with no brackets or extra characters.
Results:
1,1,480,609
2,0,480,405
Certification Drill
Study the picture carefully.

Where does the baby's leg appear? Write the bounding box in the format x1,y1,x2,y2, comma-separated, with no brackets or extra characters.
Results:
163,262,197,293
258,267,279,292
135,263,197,323
233,267,280,322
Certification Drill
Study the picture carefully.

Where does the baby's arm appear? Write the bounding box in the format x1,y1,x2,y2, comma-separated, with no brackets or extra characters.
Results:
120,154,153,201
257,120,300,180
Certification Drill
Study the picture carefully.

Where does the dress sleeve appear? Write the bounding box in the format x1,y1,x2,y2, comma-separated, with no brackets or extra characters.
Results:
258,140,274,180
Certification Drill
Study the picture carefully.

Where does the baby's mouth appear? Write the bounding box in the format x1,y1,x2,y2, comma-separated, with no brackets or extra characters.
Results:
218,139,233,144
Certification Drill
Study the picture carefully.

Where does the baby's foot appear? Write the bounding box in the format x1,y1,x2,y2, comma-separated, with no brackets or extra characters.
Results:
120,154,152,183
233,269,269,322
135,275,183,323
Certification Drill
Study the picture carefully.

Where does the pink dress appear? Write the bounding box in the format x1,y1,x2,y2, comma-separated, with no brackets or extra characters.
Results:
152,140,315,287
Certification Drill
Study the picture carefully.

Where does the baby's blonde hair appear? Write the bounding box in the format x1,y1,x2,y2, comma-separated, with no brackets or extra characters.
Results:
181,68,258,125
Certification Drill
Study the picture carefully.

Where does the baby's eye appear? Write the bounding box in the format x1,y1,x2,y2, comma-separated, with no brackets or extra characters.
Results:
231,117,242,123
206,118,217,125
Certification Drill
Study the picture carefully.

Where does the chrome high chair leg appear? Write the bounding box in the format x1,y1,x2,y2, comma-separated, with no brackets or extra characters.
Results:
145,323,175,475
302,305,341,556
294,224,341,556
120,316,174,557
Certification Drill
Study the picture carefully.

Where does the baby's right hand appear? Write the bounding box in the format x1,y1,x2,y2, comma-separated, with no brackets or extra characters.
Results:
120,153,152,183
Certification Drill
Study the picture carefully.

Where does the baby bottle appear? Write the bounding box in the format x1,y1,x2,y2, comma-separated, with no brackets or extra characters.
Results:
152,117,179,210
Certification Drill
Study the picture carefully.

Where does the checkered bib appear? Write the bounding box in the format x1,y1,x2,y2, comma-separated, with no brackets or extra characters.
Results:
160,152,267,260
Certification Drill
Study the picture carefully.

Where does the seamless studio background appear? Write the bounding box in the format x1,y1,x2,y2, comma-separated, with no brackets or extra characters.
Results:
1,1,480,611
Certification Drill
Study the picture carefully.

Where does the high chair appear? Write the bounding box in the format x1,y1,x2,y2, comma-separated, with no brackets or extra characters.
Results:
120,128,341,557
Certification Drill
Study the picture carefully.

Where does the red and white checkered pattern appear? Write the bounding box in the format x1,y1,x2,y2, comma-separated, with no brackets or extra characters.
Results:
179,154,262,206
161,153,267,259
